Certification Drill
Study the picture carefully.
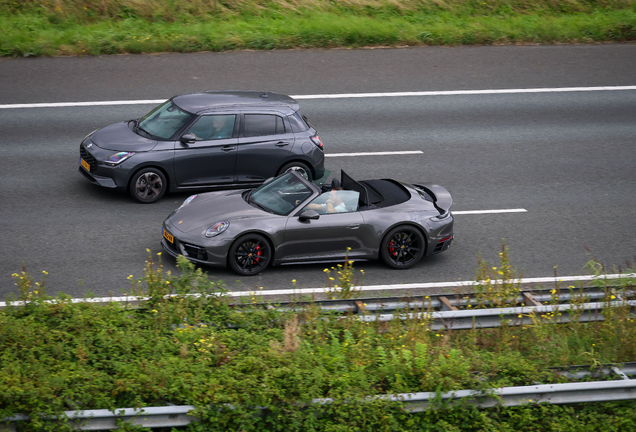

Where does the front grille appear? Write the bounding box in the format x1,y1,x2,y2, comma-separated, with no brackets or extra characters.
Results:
182,243,208,261
79,145,98,171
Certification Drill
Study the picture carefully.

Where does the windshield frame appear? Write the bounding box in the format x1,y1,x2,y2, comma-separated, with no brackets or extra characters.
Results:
247,172,318,216
136,100,195,141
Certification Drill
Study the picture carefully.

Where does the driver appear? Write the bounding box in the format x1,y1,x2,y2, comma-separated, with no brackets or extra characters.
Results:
210,116,234,139
304,186,347,214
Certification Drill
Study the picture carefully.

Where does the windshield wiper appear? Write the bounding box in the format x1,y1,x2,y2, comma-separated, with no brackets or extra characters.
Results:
249,199,269,212
136,125,152,137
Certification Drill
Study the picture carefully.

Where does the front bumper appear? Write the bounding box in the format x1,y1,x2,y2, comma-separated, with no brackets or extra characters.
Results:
161,221,231,267
79,144,130,190
78,166,118,188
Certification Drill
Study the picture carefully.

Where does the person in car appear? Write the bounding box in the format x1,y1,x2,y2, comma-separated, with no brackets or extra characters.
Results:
210,116,234,139
303,180,348,214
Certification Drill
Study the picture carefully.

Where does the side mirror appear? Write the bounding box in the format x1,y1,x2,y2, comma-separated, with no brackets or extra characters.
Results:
180,134,196,144
299,210,320,221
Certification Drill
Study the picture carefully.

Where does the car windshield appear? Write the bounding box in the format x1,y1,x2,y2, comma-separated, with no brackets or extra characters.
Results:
136,100,195,140
248,173,314,216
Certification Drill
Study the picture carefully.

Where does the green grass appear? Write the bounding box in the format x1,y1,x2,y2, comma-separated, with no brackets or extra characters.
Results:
0,0,635,57
1,252,636,430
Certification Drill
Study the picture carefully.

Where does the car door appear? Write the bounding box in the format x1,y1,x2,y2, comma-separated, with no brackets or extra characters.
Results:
173,114,239,187
235,112,295,183
280,210,365,262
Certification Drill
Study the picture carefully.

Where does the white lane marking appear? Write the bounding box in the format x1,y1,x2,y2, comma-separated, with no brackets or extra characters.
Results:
0,100,167,109
2,86,636,109
327,151,423,157
229,273,636,297
453,209,527,215
292,86,636,100
2,273,632,307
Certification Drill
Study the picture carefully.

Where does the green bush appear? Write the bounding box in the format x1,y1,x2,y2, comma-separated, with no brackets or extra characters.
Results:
1,252,635,430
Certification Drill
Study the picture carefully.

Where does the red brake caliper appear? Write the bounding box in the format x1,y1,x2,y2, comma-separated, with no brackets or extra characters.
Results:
389,240,396,256
255,245,261,262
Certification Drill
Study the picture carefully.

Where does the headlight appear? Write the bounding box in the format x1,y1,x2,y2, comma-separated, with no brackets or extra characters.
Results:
178,195,197,210
205,221,230,238
104,152,134,166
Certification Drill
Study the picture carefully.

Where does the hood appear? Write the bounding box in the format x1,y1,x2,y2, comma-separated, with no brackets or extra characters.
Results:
91,121,158,152
169,190,273,234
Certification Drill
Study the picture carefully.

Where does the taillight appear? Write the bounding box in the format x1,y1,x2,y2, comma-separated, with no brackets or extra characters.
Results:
310,135,324,151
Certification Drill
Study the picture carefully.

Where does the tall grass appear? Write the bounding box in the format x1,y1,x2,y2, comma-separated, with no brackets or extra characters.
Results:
0,0,634,56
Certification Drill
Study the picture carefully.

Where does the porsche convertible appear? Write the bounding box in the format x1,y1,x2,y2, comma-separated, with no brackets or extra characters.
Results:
161,171,454,276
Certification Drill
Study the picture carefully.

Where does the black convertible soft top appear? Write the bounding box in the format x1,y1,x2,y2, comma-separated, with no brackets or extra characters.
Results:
338,171,409,209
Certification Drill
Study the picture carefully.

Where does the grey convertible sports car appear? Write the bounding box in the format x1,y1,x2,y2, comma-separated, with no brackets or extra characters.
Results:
161,171,454,276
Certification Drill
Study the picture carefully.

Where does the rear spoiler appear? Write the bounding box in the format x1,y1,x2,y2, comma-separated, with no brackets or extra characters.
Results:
414,184,453,215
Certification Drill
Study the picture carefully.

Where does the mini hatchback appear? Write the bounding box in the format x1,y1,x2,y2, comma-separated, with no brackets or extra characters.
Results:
78,91,325,203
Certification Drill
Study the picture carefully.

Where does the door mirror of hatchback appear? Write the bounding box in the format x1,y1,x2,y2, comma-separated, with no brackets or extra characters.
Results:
299,210,320,221
180,134,196,144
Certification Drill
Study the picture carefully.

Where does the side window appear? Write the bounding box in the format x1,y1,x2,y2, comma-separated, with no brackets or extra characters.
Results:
187,115,236,141
304,191,360,214
244,114,285,137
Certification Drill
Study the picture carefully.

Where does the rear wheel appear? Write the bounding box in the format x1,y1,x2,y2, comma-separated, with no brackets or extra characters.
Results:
278,161,311,181
129,168,167,203
228,233,272,276
380,226,425,269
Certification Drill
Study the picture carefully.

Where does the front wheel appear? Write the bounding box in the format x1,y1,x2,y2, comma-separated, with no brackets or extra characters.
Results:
380,226,425,269
129,168,167,203
277,161,312,181
228,234,272,276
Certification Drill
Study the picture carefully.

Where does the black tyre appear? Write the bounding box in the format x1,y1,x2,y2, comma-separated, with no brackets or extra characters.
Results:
380,226,425,270
129,168,167,204
278,161,312,181
228,233,272,276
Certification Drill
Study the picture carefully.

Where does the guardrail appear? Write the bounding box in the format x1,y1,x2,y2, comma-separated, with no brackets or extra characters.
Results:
272,285,635,314
3,363,635,431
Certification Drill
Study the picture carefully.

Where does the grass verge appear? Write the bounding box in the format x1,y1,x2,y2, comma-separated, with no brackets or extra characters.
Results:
0,1,635,57
1,249,635,430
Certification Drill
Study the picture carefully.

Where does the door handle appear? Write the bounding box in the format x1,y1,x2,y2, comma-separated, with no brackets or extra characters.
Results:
222,146,236,152
275,142,289,147
346,224,360,229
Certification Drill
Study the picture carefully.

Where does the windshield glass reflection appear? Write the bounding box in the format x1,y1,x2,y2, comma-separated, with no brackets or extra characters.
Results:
137,100,194,140
249,173,313,215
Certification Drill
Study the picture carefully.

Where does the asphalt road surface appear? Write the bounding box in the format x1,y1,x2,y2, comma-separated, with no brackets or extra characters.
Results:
1,44,635,299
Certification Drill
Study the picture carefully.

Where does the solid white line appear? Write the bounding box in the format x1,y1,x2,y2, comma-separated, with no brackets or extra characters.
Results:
0,99,167,109
2,86,636,109
326,151,423,157
2,273,631,307
227,273,635,298
291,86,636,100
453,209,528,215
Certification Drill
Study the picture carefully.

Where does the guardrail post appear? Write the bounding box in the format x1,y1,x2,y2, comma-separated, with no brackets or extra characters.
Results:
439,296,458,311
523,292,542,307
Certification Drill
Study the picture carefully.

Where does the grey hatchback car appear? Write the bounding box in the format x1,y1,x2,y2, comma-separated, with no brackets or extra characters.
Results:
78,91,325,203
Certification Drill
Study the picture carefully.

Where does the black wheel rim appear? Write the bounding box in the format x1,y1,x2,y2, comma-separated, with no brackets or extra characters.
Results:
135,172,163,201
386,230,421,267
234,238,269,274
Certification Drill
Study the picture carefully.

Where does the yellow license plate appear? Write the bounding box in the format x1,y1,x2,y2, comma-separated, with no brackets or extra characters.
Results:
163,228,174,243
80,158,91,172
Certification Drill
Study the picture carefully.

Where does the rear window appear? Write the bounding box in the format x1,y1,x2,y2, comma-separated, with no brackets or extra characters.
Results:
244,114,285,137
288,112,310,133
